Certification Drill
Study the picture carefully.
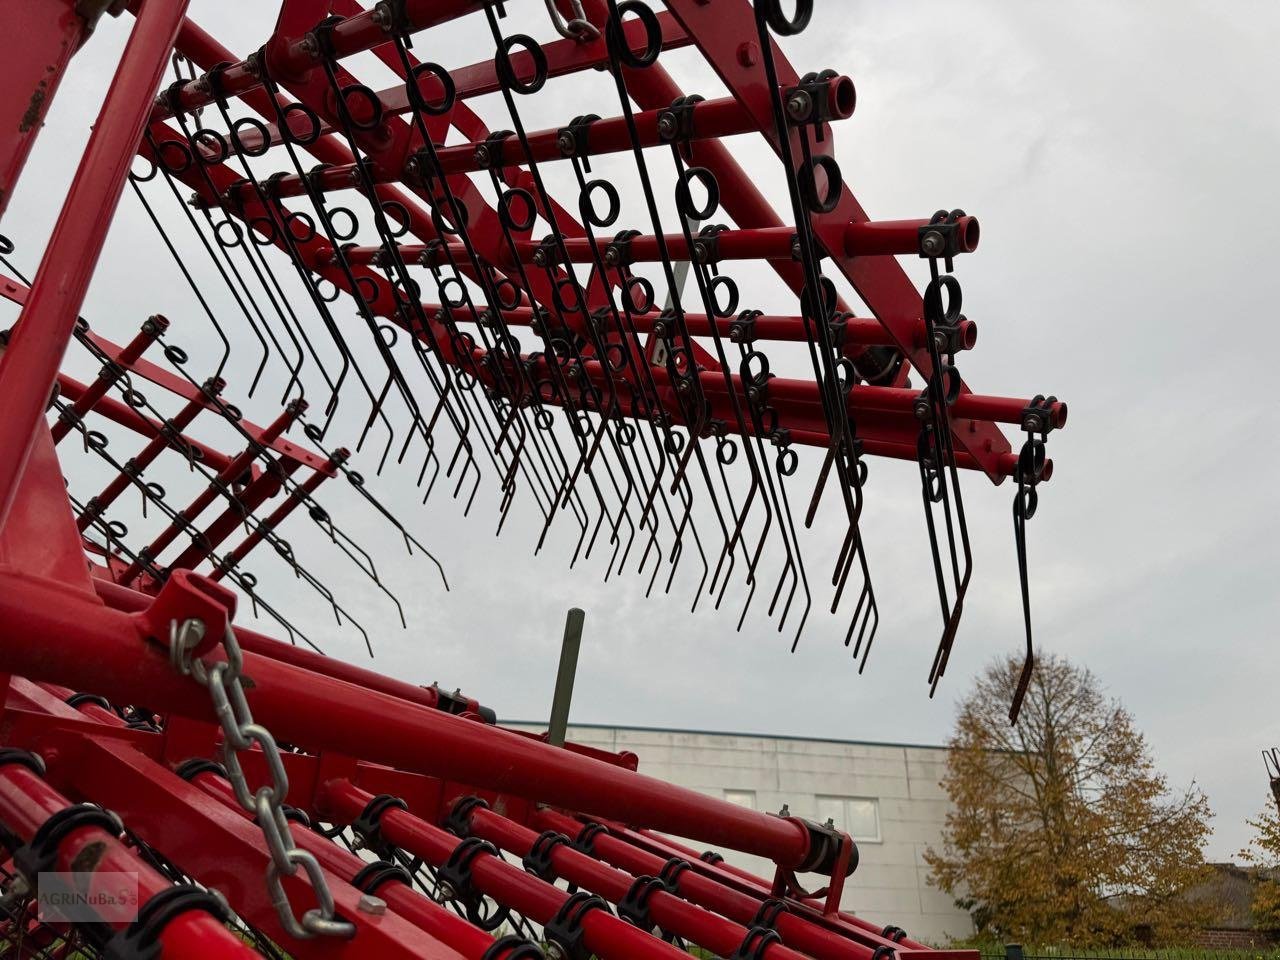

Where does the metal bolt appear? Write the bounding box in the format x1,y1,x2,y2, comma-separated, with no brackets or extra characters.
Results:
437,881,458,901
791,239,802,260
785,91,811,120
656,114,677,139
557,132,576,155
920,230,945,257
474,144,491,167
371,3,391,28
299,35,320,58
357,894,387,915
545,943,567,960
692,241,707,263
604,247,619,265
737,41,759,67
533,249,548,267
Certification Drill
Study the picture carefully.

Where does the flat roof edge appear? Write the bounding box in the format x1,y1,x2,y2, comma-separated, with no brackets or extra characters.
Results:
499,719,947,753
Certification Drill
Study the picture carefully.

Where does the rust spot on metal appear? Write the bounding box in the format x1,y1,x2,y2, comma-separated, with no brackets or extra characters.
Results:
19,79,50,133
69,839,107,873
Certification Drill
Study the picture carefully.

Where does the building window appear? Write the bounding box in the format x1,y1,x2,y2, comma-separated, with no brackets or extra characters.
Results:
815,795,880,842
724,790,756,809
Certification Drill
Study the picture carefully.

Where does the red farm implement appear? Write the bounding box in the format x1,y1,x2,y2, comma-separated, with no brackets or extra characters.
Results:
0,0,1066,956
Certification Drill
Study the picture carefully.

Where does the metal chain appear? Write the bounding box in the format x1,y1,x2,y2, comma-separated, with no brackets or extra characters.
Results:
169,618,355,941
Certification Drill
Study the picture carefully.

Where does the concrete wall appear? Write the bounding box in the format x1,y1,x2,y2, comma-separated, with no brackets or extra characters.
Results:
504,722,974,946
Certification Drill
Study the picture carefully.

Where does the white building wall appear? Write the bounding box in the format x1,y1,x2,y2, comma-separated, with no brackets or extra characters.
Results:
504,723,973,946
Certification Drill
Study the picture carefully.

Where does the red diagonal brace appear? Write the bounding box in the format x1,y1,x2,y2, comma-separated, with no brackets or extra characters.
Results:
76,376,223,533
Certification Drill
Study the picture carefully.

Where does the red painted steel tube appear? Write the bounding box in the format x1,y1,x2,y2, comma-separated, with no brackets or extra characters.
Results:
163,457,303,574
190,769,498,959
465,805,808,960
520,349,1065,430
151,0,486,120
90,574,489,716
0,578,815,868
0,0,87,219
536,809,884,960
257,88,847,197
845,217,980,257
119,402,302,583
0,762,257,958
208,450,341,581
76,380,220,533
334,217,962,268
0,0,189,534
49,318,166,443
0,277,329,474
55,373,240,475
56,735,446,958
219,9,692,154
445,302,975,353
624,823,934,952
325,781,690,960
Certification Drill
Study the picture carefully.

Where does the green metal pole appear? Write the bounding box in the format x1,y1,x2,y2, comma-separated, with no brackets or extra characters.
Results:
548,608,585,747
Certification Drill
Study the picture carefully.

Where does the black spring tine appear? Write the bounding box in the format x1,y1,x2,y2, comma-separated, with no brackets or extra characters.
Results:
161,108,278,394
60,397,325,652
748,3,886,657
1007,394,1055,723
304,428,449,591
128,156,232,376
387,43,563,493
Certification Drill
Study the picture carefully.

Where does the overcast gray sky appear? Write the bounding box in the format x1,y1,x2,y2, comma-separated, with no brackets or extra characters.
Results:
4,1,1277,862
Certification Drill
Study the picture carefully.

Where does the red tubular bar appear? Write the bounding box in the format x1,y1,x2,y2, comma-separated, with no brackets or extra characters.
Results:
48,316,167,443
52,735,448,958
324,780,691,960
163,456,303,575
119,401,302,584
0,576,818,868
517,349,1066,433
55,373,242,475
76,378,221,533
447,302,976,353
90,575,491,716
188,768,500,960
622,823,935,952
462,803,809,960
209,449,343,582
0,0,88,219
0,760,258,958
257,87,850,197
333,217,973,267
151,0,486,120
196,9,693,155
536,809,893,960
0,0,190,533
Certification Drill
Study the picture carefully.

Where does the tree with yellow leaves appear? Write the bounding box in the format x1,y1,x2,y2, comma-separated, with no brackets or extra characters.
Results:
925,654,1215,946
1239,790,1280,931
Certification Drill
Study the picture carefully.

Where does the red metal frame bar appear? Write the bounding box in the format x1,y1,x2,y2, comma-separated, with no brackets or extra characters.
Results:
0,758,259,958
0,0,89,220
0,0,190,532
0,572,831,870
324,779,695,960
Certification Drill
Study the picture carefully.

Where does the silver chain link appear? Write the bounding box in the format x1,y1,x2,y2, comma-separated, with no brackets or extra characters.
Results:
543,0,599,41
169,617,355,941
